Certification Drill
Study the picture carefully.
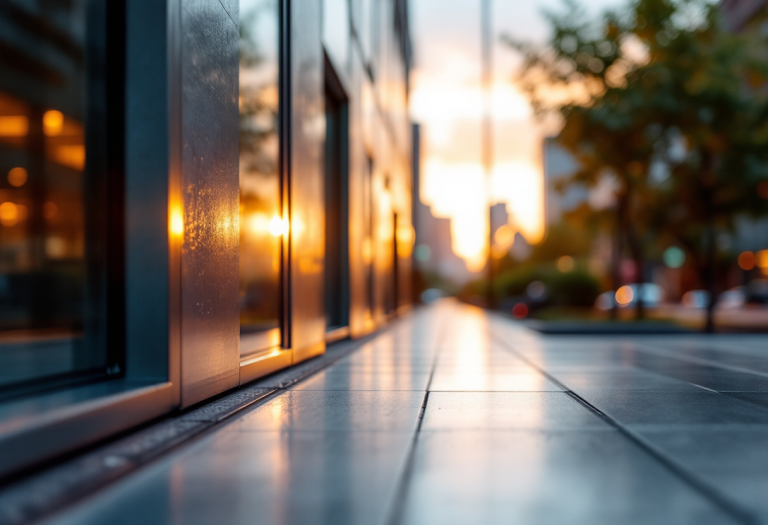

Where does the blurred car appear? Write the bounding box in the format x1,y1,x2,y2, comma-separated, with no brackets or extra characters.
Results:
595,292,615,311
595,283,663,310
717,287,746,310
746,279,768,305
682,290,709,309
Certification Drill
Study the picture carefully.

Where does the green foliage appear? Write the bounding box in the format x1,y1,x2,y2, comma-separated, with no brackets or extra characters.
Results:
508,0,768,330
547,269,601,307
494,266,539,297
529,221,593,262
491,263,601,308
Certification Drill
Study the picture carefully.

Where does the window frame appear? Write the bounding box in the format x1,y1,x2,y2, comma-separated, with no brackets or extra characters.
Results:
0,0,182,479
238,0,294,382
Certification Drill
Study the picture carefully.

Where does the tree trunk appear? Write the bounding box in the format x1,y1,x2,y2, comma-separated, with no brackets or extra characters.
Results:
626,227,645,321
611,199,627,320
704,224,717,333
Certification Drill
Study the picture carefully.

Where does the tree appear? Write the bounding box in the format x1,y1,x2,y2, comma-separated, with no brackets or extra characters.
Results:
508,0,768,331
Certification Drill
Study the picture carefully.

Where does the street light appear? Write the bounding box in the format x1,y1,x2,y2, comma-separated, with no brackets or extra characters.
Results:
481,0,495,309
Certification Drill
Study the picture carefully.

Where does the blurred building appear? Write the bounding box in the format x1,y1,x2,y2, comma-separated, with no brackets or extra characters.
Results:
543,136,587,226
0,0,413,479
413,124,470,286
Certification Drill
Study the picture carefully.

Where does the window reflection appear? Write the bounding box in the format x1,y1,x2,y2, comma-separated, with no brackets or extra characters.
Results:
0,0,108,394
239,0,281,356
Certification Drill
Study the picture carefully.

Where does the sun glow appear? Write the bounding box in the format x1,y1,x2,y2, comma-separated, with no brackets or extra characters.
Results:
420,158,544,272
411,65,549,274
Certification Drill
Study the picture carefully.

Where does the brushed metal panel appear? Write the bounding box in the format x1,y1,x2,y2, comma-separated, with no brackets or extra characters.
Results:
290,0,327,361
179,0,240,406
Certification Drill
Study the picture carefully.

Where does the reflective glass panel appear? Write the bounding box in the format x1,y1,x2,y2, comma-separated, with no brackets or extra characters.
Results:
239,0,281,356
0,0,111,394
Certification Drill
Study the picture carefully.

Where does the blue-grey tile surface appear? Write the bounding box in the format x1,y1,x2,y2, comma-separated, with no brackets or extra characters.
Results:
44,302,768,524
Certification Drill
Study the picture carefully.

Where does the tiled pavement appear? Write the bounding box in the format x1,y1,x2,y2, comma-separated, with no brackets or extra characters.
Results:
44,301,768,524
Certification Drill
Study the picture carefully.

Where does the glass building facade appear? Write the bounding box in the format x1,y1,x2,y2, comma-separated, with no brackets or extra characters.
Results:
0,0,413,478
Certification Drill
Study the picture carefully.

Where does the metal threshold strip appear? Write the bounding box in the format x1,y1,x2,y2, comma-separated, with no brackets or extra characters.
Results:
0,330,383,525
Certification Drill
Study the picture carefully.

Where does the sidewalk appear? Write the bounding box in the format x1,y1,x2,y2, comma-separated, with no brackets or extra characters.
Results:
43,300,768,525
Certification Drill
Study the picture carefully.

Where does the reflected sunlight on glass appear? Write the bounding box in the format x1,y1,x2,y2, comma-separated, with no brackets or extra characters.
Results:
42,110,64,136
169,206,184,237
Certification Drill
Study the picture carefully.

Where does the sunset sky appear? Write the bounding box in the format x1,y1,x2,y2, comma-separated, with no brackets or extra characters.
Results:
410,0,622,272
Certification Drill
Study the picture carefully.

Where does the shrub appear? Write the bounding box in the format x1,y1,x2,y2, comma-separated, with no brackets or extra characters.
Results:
547,270,600,307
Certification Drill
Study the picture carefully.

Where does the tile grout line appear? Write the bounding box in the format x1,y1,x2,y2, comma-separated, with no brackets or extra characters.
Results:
635,341,768,380
564,392,759,525
488,326,760,525
382,317,449,525
1,318,413,525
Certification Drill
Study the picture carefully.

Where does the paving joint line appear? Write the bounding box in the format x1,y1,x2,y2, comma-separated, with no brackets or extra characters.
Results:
488,325,760,525
0,318,409,525
634,341,768,379
383,318,448,525
564,391,759,525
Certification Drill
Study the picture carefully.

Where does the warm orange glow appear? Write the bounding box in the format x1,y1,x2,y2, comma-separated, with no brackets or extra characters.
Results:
268,215,288,237
362,238,373,265
491,162,545,245
46,237,66,258
491,245,508,259
52,145,85,171
7,167,27,187
738,251,756,271
494,224,515,250
291,216,305,239
557,255,575,273
43,202,58,220
758,250,768,275
396,224,415,257
247,212,270,236
169,206,184,237
616,285,634,306
422,160,488,271
420,158,544,273
43,110,64,136
0,202,19,226
0,116,28,137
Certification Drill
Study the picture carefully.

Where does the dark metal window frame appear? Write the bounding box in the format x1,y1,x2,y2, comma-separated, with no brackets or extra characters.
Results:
239,0,295,383
0,0,183,481
323,50,351,339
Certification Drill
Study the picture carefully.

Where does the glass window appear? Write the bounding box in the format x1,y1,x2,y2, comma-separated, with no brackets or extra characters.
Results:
0,0,113,397
239,0,281,356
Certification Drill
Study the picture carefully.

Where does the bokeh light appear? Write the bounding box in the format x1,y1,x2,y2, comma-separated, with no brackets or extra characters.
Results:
43,110,64,136
663,247,685,268
0,202,19,227
757,250,768,274
738,251,756,271
557,255,575,273
615,285,634,306
7,167,27,187
512,303,529,318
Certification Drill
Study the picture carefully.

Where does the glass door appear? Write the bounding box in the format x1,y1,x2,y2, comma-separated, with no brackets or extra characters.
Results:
238,0,282,356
